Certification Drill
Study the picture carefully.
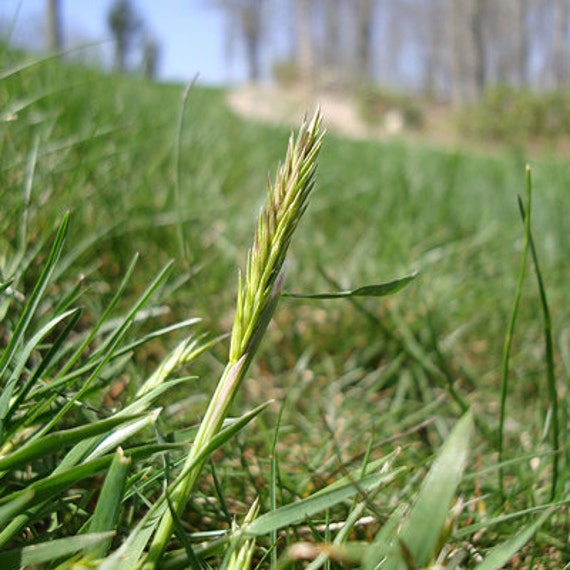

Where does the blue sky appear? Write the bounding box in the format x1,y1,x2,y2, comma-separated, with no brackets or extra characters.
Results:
0,0,246,84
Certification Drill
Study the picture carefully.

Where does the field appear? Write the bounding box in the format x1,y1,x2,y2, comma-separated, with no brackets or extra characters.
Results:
1,44,569,568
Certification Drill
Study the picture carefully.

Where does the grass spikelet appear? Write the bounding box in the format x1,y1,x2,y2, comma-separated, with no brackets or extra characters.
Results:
144,109,325,568
230,109,324,363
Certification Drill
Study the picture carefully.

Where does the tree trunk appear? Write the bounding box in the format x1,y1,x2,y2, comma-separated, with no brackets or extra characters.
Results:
450,0,487,107
470,0,486,98
295,0,314,84
450,0,466,106
553,0,569,89
241,0,263,81
354,0,375,85
322,0,341,68
514,0,529,88
422,0,449,100
46,0,63,53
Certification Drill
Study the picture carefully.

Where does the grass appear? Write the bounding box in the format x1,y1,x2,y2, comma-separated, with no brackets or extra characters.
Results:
1,43,570,567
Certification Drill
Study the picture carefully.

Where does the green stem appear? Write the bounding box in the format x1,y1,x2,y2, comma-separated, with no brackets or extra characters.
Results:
498,165,532,499
517,175,559,500
142,110,324,568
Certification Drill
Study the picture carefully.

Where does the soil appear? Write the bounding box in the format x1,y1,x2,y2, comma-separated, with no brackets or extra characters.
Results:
226,84,570,160
226,84,461,147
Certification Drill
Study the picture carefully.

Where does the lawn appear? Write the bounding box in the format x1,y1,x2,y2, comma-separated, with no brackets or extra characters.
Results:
1,44,569,568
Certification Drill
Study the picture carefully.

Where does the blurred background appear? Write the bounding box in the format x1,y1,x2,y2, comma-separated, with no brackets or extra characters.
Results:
2,0,570,144
2,1,569,91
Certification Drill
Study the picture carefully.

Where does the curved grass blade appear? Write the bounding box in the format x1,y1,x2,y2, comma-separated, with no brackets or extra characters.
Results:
0,307,80,434
362,504,407,570
84,447,131,559
0,413,147,472
0,211,69,380
83,409,161,462
244,466,403,538
397,411,472,566
283,272,417,300
0,532,115,570
498,170,532,498
99,402,271,570
366,411,473,570
39,260,174,438
517,169,559,500
474,508,553,570
0,279,14,296
0,456,112,547
0,490,34,529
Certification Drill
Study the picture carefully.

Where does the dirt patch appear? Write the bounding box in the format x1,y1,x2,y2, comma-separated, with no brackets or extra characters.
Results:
226,85,570,159
226,84,469,151
226,84,392,140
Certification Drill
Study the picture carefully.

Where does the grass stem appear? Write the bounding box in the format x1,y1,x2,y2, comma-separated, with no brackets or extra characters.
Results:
516,169,559,501
498,165,532,499
143,109,325,568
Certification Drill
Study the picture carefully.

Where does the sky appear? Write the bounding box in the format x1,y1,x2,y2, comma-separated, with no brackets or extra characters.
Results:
0,0,247,85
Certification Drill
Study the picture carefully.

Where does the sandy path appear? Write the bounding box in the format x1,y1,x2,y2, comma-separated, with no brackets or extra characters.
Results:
226,84,384,140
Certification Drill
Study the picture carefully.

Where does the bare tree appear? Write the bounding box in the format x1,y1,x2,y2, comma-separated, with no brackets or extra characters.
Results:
241,0,264,81
450,0,489,106
395,0,450,99
207,0,569,98
294,0,314,83
322,0,341,70
471,0,487,95
141,32,160,79
211,0,266,82
353,0,376,84
514,0,530,88
46,0,63,53
108,0,141,72
552,0,570,88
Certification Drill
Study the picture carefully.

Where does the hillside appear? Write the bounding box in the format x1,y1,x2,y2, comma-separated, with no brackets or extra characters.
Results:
1,46,569,567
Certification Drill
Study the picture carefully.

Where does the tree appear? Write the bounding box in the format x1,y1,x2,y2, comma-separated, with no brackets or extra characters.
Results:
552,0,570,88
46,0,63,53
353,0,376,84
107,0,141,73
141,32,160,79
450,0,489,106
240,0,264,81
295,0,314,83
514,0,530,88
212,0,266,82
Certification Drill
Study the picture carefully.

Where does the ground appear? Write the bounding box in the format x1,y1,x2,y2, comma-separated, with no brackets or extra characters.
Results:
227,84,461,146
226,84,570,158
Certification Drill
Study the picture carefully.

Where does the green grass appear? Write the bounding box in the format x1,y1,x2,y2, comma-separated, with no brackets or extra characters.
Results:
1,43,570,568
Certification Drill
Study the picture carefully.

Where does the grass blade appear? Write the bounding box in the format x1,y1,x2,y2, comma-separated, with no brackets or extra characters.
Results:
283,273,417,300
474,508,553,570
0,307,80,432
100,402,271,570
0,212,69,380
0,490,35,529
498,168,532,498
0,413,147,472
517,168,559,500
84,447,131,559
366,412,473,570
398,411,472,566
0,456,112,547
244,467,403,538
0,532,115,569
83,409,161,462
